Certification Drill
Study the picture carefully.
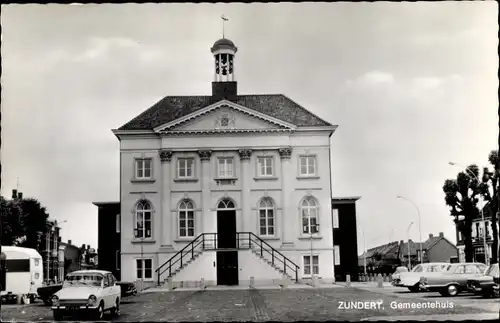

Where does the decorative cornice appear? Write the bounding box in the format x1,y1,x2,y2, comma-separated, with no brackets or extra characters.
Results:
198,150,212,161
278,147,293,160
159,128,293,137
159,149,173,162
238,149,252,161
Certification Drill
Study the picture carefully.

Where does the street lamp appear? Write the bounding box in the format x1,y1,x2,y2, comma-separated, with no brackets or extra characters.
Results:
134,228,150,292
406,222,414,270
397,196,423,265
449,161,489,265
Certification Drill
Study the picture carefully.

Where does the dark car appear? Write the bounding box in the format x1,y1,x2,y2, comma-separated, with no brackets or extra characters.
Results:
37,284,63,305
116,281,137,297
467,263,499,298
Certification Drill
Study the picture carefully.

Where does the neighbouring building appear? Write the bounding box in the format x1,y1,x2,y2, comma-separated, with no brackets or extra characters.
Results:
40,220,62,284
94,202,121,280
358,241,401,273
79,244,98,270
58,240,82,281
111,36,341,288
398,232,458,268
455,203,499,264
332,197,361,282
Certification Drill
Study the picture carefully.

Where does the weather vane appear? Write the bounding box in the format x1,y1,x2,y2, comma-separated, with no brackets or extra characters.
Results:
221,14,229,38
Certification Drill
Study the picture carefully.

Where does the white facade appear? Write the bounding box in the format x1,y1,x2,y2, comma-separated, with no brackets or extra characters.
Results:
115,102,336,287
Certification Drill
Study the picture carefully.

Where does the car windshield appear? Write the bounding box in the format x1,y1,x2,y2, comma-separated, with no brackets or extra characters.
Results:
395,267,408,273
412,265,423,272
485,264,499,277
63,274,103,287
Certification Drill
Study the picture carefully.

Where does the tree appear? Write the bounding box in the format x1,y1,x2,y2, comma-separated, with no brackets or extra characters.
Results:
479,150,499,264
0,195,50,250
443,165,482,262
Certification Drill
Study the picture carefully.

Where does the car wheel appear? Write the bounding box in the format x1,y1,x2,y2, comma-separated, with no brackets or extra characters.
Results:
446,284,459,297
94,302,104,320
53,310,63,321
110,298,120,317
408,285,419,292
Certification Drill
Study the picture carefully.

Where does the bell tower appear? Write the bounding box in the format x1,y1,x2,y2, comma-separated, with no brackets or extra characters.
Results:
211,15,238,102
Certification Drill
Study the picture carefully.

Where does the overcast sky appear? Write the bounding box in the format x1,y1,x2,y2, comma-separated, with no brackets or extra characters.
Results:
1,3,498,252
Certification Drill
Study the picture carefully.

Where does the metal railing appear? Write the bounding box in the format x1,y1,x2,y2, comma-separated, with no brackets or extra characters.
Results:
154,232,300,285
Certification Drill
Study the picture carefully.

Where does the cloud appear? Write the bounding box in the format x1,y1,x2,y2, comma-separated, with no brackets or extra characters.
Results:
346,71,395,87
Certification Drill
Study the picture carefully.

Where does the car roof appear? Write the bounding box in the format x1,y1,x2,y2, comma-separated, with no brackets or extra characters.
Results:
67,270,111,276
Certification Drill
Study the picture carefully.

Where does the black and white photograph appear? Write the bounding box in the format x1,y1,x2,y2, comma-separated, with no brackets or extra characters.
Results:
0,1,498,322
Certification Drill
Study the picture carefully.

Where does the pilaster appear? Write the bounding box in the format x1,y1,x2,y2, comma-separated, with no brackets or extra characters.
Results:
198,150,212,234
239,149,252,235
159,149,173,249
279,147,294,247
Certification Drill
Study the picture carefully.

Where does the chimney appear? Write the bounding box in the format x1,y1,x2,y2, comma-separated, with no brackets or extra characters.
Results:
439,232,444,238
12,189,17,199
68,240,72,245
212,82,238,102
429,233,434,239
18,192,23,199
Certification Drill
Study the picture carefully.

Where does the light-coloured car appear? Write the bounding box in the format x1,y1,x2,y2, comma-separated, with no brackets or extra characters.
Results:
392,263,448,292
419,262,487,297
51,270,121,321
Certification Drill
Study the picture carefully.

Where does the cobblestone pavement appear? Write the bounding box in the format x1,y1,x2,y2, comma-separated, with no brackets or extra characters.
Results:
0,287,492,322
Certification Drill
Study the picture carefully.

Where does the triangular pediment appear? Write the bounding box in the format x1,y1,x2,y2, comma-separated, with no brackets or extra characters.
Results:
154,100,297,133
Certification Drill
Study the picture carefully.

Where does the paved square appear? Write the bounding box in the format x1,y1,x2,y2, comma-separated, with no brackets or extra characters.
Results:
0,287,492,322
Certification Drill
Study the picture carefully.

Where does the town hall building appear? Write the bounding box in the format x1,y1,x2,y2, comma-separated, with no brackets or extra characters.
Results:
110,36,343,288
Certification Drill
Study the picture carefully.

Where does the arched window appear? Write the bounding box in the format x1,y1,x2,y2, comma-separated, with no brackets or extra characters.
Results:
259,198,275,236
135,200,152,239
178,200,195,238
217,199,235,209
301,197,319,235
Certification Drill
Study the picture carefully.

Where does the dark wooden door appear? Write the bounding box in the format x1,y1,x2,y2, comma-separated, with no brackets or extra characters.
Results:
216,251,239,285
0,252,6,291
217,210,236,249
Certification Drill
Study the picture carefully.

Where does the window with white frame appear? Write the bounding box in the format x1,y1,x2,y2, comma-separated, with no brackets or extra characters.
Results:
299,156,316,176
135,159,152,179
257,157,274,177
136,258,152,279
334,245,340,265
116,214,120,233
177,158,194,179
178,200,195,237
259,198,275,236
135,200,152,239
301,197,319,235
332,208,339,229
218,157,234,178
303,255,319,276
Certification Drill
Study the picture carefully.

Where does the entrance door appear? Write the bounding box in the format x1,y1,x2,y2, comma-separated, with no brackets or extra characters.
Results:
217,210,236,249
216,251,239,285
0,252,6,291
216,203,238,285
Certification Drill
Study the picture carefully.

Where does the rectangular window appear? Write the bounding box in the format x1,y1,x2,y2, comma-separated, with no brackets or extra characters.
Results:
303,255,319,276
475,222,480,237
136,259,153,279
259,209,275,236
116,214,120,233
332,208,339,229
302,208,319,235
299,156,316,176
257,157,274,176
135,211,152,238
135,159,152,179
6,259,30,272
485,221,490,237
334,245,340,265
179,210,195,237
177,158,194,178
218,157,234,178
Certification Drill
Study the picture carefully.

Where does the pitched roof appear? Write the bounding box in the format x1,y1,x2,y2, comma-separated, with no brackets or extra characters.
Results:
361,241,400,259
118,94,332,130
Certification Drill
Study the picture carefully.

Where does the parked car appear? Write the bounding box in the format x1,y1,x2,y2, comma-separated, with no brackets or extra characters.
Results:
37,284,63,305
392,266,409,279
116,282,137,297
467,263,499,298
51,270,121,321
419,262,487,297
392,263,448,292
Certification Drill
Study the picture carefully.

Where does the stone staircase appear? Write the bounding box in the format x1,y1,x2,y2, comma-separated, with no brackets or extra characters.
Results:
249,247,297,283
